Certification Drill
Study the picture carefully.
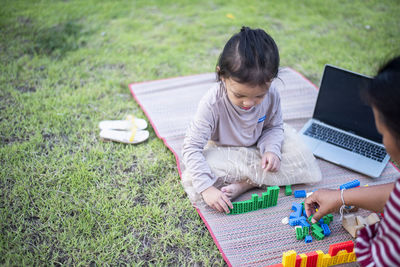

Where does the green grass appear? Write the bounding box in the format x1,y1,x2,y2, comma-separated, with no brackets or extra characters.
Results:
1,0,399,265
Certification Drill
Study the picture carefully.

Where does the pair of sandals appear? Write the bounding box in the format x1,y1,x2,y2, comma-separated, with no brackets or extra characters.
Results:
99,115,149,144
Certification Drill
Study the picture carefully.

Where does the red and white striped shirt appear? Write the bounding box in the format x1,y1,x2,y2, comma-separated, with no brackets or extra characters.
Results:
355,178,400,266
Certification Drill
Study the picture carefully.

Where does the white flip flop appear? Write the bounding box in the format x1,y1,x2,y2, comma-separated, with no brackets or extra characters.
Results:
100,128,149,144
99,115,147,131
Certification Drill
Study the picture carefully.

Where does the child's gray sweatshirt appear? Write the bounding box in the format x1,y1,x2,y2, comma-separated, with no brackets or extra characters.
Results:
182,82,284,193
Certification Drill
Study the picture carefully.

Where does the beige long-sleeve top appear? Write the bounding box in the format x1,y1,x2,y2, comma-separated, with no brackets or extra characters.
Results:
182,82,284,193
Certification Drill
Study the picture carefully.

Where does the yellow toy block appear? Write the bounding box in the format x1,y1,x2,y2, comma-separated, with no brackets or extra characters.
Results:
348,252,357,262
299,253,307,267
331,254,338,265
336,250,347,264
321,254,331,267
282,250,297,267
316,250,324,267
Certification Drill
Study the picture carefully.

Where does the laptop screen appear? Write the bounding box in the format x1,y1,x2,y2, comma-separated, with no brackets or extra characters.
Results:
313,65,382,143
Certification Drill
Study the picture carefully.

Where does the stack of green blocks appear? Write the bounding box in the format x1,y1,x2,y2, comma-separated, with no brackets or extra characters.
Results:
228,186,280,215
307,213,334,240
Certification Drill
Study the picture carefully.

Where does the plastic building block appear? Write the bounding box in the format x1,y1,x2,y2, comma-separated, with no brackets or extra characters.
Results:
321,223,331,236
307,214,314,224
299,216,310,227
301,202,309,218
295,226,304,240
289,217,301,226
328,240,354,256
315,250,324,267
290,203,303,219
322,214,333,225
305,251,318,267
303,226,309,236
295,255,302,267
282,247,356,267
321,254,331,267
294,190,307,198
228,186,279,215
290,215,309,227
339,179,360,190
282,250,297,267
299,253,307,266
285,185,293,196
311,224,324,240
305,235,312,243
281,246,356,267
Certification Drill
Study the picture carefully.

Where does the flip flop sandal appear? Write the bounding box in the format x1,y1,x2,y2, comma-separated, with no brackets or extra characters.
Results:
100,128,149,144
99,115,147,131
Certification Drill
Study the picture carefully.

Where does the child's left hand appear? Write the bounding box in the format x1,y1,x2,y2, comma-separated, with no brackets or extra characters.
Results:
261,152,280,172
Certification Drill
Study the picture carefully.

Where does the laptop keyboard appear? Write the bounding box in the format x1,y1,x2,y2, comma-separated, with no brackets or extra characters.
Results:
304,123,387,162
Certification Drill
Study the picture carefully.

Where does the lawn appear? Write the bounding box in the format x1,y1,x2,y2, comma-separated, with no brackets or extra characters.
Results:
1,0,399,265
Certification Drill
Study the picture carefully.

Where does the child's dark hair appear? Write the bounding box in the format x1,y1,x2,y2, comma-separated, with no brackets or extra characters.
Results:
216,26,280,87
364,56,400,141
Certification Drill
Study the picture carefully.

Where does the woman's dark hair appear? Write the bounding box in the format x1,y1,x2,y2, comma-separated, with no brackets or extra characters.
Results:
364,56,400,139
216,26,279,87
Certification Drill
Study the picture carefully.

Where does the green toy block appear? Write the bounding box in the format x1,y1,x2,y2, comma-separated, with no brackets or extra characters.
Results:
323,214,333,225
228,186,279,215
308,214,314,224
312,231,325,240
261,192,268,208
269,186,280,206
285,185,292,196
311,224,325,240
295,226,304,240
302,226,309,236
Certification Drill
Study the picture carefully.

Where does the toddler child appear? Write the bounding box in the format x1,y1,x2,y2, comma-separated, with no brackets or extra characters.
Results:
182,26,321,213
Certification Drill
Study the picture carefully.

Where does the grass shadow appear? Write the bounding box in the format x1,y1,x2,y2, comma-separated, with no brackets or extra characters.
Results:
32,21,86,58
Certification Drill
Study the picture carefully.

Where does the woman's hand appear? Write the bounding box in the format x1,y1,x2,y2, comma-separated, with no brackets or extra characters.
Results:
201,186,233,213
261,152,281,172
304,189,342,223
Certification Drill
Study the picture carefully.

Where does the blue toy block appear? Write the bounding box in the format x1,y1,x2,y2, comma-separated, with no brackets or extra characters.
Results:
299,216,310,227
319,218,324,225
302,205,307,218
339,179,360,190
289,218,301,226
305,235,312,243
321,223,331,236
294,190,306,198
290,203,302,219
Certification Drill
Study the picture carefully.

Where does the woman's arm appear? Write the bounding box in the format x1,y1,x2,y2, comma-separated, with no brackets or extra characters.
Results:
304,182,395,223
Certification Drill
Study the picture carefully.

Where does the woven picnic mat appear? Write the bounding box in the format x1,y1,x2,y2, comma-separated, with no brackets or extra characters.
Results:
129,68,399,267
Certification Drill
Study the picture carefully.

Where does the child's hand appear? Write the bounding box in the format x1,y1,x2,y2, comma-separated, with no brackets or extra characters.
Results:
304,189,342,223
261,152,280,172
201,186,233,213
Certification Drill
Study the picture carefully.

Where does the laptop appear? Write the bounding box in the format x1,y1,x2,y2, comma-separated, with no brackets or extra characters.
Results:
299,64,390,178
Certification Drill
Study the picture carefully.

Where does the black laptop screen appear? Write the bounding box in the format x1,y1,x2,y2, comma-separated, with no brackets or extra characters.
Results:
313,65,382,143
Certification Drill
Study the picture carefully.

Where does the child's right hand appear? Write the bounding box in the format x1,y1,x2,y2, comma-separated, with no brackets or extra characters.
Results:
201,186,233,213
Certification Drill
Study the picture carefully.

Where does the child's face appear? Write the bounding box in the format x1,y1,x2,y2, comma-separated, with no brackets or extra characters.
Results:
223,77,271,110
373,107,400,164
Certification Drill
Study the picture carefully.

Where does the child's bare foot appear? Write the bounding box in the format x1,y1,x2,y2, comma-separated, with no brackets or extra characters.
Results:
221,182,255,200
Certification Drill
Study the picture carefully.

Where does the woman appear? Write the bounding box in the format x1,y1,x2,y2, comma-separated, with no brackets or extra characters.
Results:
304,56,400,266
